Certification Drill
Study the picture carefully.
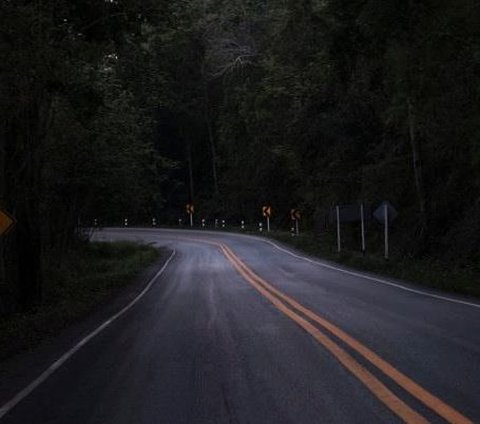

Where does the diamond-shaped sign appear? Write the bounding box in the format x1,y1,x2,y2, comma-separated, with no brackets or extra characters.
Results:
0,209,15,237
374,201,398,224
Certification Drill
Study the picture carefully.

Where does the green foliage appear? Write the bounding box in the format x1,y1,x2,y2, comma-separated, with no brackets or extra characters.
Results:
0,242,161,360
1,0,480,312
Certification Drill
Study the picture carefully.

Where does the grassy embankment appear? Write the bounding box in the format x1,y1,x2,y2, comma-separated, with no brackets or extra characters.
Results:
0,241,161,361
263,230,480,299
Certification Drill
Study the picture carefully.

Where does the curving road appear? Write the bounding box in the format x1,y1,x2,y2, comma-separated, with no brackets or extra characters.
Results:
1,228,479,423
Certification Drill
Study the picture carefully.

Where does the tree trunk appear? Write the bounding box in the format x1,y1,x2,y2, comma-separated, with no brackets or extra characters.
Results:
203,82,219,196
6,93,52,310
407,98,427,237
206,116,219,196
186,139,195,203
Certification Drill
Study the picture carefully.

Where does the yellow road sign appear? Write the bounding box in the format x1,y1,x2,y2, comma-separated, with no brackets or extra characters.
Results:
186,204,194,214
262,206,272,218
0,209,15,236
290,209,301,220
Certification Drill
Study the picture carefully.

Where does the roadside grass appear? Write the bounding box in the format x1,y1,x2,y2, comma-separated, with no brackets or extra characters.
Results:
0,241,161,361
265,231,480,299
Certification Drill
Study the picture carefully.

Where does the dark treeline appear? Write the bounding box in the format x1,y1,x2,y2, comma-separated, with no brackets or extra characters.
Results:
1,0,480,311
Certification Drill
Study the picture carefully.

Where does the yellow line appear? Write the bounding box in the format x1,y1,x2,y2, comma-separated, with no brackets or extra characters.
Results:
220,245,428,423
220,244,473,424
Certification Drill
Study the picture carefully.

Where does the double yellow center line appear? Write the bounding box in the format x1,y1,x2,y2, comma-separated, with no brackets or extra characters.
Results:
215,242,472,424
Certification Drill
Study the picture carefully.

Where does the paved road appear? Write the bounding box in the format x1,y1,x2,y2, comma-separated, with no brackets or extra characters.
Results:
1,228,479,423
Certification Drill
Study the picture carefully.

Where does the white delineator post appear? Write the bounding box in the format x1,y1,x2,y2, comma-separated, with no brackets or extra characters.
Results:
360,203,366,255
384,203,389,260
336,205,341,253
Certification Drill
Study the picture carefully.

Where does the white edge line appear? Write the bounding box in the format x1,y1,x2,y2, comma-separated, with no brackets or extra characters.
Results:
261,239,480,310
100,228,480,310
0,249,176,420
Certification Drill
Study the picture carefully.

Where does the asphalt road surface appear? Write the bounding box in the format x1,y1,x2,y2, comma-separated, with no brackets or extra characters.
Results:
1,228,479,423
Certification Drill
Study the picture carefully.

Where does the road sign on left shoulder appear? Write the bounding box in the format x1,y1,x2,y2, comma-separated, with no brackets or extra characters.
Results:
0,209,15,237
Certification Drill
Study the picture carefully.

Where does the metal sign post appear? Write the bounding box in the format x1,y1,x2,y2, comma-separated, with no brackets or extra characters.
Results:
373,201,397,260
262,206,272,232
360,204,366,255
336,205,341,253
384,203,389,260
186,204,194,227
290,209,301,236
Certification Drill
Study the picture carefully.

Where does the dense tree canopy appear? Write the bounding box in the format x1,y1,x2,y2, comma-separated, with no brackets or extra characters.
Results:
1,0,480,311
